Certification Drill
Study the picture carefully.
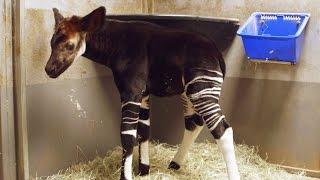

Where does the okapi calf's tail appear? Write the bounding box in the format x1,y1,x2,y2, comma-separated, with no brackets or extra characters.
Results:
211,40,226,79
218,55,226,79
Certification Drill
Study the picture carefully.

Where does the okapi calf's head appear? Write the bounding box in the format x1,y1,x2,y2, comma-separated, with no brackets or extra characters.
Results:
45,6,106,78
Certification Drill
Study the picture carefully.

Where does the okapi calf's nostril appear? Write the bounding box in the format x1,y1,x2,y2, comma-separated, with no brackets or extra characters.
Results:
45,66,51,75
45,66,57,78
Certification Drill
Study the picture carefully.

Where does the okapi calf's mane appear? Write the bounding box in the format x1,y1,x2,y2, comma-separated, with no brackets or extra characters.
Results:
55,16,81,35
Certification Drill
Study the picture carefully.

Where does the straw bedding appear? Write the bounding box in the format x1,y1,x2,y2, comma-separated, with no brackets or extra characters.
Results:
39,142,306,180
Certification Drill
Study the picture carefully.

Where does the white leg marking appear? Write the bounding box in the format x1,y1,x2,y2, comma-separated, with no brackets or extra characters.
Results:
206,113,220,124
198,104,220,114
122,101,142,108
173,125,203,164
197,103,219,112
122,117,139,121
185,76,223,90
122,109,140,114
188,88,221,98
201,107,221,117
208,115,225,131
123,121,138,124
121,130,137,138
140,140,149,165
138,119,150,126
139,96,150,166
124,154,133,180
216,127,240,180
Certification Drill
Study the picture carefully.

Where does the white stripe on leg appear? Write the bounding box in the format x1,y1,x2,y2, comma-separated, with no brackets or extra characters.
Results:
140,140,149,165
216,127,240,180
124,154,133,180
172,125,203,164
138,119,150,126
121,130,137,138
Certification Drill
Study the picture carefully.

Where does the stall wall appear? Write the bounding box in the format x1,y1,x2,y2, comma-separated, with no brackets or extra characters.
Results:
150,0,320,175
0,0,16,179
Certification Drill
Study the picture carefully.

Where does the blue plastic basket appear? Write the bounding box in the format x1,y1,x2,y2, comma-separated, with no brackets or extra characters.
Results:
237,12,310,64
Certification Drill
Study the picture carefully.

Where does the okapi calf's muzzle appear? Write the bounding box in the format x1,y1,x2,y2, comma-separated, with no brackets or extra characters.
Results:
45,48,77,78
45,55,69,78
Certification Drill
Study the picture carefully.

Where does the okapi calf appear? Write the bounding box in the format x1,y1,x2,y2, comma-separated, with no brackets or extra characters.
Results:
45,6,240,180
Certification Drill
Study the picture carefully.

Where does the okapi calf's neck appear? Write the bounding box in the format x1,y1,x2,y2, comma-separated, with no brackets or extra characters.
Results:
45,6,240,180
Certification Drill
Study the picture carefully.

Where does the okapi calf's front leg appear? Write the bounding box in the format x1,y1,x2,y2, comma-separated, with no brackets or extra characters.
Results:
120,96,142,180
137,95,150,175
116,71,147,180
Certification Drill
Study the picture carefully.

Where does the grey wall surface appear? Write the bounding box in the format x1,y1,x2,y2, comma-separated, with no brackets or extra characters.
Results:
25,0,320,177
27,77,122,176
0,0,16,179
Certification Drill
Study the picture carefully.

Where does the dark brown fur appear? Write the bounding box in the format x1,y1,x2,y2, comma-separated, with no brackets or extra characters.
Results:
82,19,225,98
45,7,225,98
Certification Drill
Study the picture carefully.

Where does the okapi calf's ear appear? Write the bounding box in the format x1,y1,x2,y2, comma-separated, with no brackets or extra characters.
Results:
81,6,106,32
53,8,64,26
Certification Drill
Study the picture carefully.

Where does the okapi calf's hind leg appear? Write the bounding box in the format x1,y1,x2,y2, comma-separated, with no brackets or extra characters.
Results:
185,69,240,180
137,95,150,176
169,92,204,170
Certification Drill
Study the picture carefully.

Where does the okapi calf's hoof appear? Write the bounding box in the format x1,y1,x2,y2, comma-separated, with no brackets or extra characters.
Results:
138,163,150,176
168,161,181,170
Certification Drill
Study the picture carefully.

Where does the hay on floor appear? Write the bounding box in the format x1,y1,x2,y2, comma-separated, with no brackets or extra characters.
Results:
39,142,306,180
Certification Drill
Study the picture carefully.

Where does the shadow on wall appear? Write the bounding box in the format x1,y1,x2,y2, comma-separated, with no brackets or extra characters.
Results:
222,77,320,170
27,76,123,177
149,95,185,143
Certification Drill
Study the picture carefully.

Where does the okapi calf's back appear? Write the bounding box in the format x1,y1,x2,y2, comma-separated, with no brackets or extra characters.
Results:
45,6,240,180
